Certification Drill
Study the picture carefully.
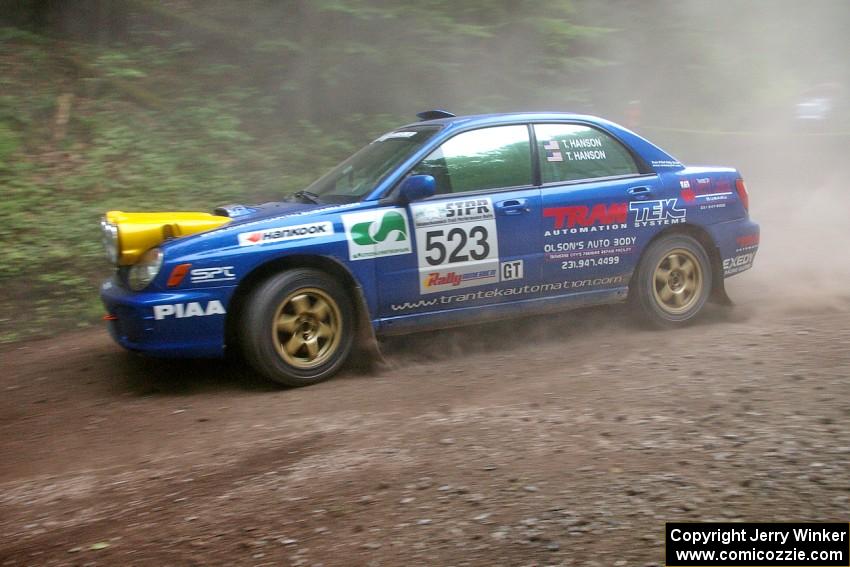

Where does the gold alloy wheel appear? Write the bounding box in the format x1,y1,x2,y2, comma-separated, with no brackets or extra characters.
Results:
272,288,342,369
652,248,703,315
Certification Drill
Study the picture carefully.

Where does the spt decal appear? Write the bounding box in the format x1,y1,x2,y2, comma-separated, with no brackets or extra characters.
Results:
190,266,236,284
342,208,412,260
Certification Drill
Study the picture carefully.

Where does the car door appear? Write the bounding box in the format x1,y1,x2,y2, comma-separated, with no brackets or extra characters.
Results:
534,122,662,291
375,124,542,323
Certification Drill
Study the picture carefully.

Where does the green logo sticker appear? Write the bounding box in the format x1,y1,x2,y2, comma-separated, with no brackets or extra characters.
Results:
351,210,408,245
342,208,413,261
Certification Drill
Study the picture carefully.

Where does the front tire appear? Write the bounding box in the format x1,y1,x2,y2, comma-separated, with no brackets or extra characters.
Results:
631,234,712,327
240,269,354,386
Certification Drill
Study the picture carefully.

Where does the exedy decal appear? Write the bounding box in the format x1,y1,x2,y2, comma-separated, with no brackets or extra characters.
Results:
342,208,412,260
723,252,756,275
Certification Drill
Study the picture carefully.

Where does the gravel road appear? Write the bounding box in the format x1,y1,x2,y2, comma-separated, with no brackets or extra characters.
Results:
1,273,848,566
3,174,850,566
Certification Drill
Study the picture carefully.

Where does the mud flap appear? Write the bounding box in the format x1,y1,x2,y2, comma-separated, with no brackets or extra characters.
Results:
351,284,387,368
710,273,734,306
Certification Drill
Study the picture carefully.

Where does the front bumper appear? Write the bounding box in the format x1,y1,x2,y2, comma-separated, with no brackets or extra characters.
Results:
100,277,235,358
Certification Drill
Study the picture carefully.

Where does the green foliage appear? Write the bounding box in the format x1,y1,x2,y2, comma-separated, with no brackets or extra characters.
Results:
0,123,20,163
0,1,605,342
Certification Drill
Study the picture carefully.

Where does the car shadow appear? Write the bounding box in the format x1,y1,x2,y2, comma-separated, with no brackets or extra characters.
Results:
113,351,278,396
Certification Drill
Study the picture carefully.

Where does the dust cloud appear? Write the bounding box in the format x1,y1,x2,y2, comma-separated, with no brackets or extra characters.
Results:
570,1,850,311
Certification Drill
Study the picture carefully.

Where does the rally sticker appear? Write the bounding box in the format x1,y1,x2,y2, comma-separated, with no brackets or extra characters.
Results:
342,208,412,261
238,221,333,246
410,197,501,294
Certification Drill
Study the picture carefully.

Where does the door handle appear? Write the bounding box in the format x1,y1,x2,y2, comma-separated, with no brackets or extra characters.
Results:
627,186,652,200
497,199,530,215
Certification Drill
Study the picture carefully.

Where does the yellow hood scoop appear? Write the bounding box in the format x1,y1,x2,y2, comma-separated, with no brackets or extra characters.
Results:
106,211,231,265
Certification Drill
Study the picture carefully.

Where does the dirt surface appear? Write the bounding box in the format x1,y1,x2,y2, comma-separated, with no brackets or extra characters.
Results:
3,169,850,567
2,268,849,566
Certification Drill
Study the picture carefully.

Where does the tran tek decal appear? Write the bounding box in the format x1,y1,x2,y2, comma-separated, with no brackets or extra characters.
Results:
630,199,686,227
544,203,628,236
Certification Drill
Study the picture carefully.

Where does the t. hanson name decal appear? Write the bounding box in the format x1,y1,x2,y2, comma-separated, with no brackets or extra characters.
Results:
238,221,333,246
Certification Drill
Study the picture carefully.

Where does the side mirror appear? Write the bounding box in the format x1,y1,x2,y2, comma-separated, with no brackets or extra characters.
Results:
398,174,436,203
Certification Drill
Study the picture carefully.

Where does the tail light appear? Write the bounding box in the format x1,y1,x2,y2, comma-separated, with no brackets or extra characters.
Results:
735,178,749,211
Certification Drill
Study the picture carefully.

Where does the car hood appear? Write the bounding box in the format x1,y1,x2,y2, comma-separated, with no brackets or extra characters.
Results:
212,201,321,221
106,201,339,265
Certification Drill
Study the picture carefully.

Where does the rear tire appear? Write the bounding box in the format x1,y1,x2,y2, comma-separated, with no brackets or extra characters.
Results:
631,234,712,327
240,269,354,387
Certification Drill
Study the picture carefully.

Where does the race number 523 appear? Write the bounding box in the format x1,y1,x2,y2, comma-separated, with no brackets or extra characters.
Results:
423,226,490,266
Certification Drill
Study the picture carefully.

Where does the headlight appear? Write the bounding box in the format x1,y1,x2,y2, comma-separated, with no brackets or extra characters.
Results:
128,248,163,291
101,217,119,265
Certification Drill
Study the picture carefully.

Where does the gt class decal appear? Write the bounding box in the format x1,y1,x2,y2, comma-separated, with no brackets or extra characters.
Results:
411,198,501,294
238,221,333,246
342,208,412,260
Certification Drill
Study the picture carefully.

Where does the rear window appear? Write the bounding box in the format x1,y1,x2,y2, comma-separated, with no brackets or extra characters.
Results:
535,123,639,183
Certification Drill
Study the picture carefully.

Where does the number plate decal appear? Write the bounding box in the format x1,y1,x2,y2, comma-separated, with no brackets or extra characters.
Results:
410,198,501,294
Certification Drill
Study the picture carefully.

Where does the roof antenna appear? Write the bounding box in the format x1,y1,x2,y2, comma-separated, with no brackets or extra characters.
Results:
416,109,456,121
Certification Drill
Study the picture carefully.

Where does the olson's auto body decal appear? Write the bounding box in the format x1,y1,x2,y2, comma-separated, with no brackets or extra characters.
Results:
542,198,687,271
411,198,501,294
238,221,333,246
342,208,412,261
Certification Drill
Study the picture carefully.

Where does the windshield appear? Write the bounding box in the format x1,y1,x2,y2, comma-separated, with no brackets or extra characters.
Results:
297,126,440,203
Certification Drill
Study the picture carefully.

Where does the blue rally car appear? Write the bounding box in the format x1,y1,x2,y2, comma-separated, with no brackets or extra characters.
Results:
100,111,759,386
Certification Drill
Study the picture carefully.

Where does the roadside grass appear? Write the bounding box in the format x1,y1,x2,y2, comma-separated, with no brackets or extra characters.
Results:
0,30,399,343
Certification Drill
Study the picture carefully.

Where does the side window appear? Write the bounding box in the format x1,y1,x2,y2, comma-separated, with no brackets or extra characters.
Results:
413,125,532,194
535,123,639,184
